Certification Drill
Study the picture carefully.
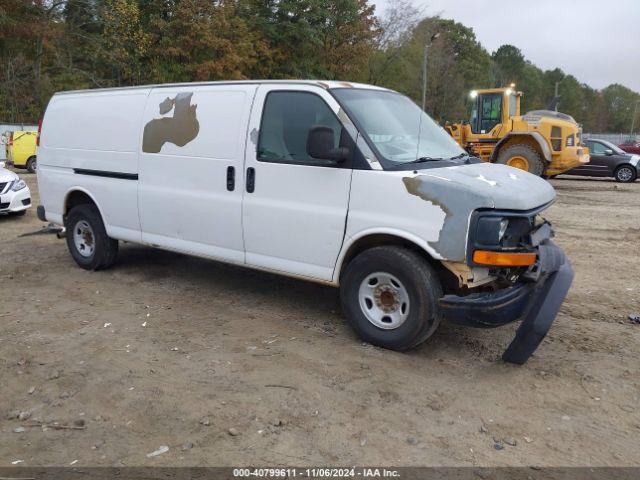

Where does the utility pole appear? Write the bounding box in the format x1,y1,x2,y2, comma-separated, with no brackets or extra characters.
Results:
421,32,440,112
630,99,640,139
554,82,561,112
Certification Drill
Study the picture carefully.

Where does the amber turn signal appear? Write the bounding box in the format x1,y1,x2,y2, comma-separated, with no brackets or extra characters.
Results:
472,250,537,267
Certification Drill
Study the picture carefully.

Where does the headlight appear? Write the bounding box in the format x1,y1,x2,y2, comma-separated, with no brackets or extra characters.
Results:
474,215,534,249
11,179,26,191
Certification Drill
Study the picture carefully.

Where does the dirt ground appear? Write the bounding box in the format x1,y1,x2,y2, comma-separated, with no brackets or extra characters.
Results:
1,170,639,468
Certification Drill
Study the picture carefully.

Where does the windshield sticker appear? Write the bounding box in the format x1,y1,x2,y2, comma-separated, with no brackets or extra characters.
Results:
143,92,200,153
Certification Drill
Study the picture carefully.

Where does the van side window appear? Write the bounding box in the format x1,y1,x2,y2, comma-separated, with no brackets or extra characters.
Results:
258,91,343,166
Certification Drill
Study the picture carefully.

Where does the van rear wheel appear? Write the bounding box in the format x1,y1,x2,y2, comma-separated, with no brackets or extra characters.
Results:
64,204,118,270
497,144,545,176
339,246,442,351
26,156,37,173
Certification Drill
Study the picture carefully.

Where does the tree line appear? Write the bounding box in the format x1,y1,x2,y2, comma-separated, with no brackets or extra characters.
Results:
1,0,638,133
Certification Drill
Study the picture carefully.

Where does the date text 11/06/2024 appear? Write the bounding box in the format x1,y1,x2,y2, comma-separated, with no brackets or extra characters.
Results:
233,468,400,478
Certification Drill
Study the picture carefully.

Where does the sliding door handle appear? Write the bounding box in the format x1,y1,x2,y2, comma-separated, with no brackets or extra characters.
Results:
246,167,255,193
226,166,235,191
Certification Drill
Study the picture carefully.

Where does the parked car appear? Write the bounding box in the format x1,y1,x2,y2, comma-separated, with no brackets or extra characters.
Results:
36,80,574,364
0,161,32,215
6,130,38,173
618,139,640,155
564,139,639,182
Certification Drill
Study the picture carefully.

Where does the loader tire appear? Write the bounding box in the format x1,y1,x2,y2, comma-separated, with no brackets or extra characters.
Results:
496,144,545,176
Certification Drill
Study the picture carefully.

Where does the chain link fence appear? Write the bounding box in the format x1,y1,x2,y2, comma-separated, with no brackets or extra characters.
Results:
583,132,640,144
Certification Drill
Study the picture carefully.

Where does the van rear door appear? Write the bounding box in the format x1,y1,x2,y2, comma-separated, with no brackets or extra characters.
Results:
138,84,256,263
241,85,352,281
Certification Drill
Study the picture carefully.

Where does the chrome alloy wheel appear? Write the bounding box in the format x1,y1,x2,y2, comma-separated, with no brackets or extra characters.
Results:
73,220,95,258
358,272,410,329
617,166,634,182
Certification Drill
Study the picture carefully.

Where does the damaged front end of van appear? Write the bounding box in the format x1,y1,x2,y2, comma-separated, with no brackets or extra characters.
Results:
403,163,573,365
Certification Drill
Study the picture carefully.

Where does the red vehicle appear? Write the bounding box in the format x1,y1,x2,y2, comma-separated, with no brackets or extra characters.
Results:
619,139,640,154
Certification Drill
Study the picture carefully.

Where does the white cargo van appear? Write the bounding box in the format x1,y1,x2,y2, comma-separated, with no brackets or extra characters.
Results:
37,80,573,364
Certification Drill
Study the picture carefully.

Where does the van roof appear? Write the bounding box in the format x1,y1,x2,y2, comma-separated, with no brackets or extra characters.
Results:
53,80,393,96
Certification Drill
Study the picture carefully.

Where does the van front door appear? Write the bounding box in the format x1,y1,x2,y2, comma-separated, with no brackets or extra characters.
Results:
139,85,256,262
242,85,353,281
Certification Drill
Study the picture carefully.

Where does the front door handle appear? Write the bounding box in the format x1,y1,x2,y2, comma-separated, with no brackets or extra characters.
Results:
246,167,255,193
226,166,235,191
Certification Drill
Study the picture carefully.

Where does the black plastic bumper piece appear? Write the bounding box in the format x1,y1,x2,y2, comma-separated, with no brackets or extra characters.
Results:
439,241,573,364
440,283,534,328
501,253,573,364
36,205,46,222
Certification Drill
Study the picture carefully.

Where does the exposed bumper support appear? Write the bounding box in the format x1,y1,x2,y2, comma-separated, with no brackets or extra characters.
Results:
439,241,573,364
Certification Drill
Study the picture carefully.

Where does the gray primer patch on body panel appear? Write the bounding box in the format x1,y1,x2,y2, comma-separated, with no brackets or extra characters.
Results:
403,175,493,261
250,128,259,145
143,92,200,153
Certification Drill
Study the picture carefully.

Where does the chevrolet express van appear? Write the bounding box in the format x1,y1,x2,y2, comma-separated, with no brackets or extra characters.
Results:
36,81,573,364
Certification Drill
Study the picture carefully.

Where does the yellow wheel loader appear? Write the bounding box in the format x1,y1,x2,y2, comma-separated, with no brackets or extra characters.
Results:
445,87,589,177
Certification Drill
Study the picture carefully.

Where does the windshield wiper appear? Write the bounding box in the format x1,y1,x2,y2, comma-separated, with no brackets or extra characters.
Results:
403,156,444,165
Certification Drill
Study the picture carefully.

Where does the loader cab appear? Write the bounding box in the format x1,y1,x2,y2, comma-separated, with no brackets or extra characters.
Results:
469,87,521,135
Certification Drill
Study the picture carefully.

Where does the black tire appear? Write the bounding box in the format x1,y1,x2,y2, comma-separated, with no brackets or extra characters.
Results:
26,156,37,174
614,164,637,183
496,144,545,176
64,204,118,270
339,246,442,351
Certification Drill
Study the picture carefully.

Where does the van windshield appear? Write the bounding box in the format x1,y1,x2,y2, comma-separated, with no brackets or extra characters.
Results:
331,89,465,166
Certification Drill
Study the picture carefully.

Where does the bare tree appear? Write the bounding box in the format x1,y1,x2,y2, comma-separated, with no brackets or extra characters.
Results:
368,0,423,84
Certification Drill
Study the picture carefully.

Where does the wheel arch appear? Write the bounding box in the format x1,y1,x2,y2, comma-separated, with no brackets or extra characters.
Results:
490,132,551,164
333,229,445,285
63,188,105,222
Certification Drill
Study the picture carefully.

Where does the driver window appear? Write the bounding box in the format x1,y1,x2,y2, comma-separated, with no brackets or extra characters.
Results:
591,142,607,155
258,91,343,166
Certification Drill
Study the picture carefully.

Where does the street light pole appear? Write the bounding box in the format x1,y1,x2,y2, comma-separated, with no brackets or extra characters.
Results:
630,99,640,139
421,32,440,112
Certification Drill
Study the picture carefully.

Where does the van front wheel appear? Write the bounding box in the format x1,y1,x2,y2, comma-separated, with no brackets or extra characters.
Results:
65,204,118,270
340,246,442,351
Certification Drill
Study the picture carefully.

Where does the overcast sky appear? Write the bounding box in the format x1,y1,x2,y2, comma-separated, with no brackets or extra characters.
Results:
372,0,640,92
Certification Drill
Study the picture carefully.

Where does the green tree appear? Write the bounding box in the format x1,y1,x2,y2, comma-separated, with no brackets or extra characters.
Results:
492,44,525,86
600,84,640,132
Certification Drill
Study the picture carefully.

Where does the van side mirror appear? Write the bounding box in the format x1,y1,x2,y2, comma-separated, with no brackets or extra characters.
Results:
306,125,348,162
604,148,613,156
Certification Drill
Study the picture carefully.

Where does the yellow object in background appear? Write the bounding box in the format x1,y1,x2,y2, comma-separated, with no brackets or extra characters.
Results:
6,130,38,173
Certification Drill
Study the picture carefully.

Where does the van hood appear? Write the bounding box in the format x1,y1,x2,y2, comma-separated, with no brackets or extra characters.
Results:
405,162,555,211
405,162,556,210
401,162,556,261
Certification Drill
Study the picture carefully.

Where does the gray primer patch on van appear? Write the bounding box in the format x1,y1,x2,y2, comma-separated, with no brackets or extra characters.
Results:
249,128,259,145
403,175,491,261
143,92,200,153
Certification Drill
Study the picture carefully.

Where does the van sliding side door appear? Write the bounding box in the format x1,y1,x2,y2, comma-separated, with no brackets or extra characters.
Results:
138,85,257,262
